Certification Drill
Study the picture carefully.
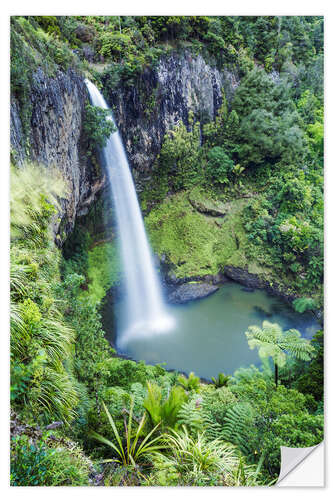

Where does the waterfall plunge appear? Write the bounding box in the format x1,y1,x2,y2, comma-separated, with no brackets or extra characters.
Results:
85,80,173,348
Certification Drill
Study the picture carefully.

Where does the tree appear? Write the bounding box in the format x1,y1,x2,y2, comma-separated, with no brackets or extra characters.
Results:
237,109,280,164
157,117,202,190
232,67,305,167
232,67,276,117
261,413,323,475
82,104,116,155
296,330,323,402
206,147,234,185
245,321,315,386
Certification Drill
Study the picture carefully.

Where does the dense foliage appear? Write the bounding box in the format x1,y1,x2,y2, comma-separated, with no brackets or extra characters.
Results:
144,63,323,303
82,104,116,155
9,164,324,484
10,15,323,487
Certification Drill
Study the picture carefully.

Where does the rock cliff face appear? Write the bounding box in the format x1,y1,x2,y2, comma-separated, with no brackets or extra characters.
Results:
10,52,239,239
10,68,106,241
104,52,239,189
223,265,298,305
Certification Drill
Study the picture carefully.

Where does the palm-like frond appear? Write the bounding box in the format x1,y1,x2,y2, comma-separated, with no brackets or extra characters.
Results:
246,320,314,368
211,373,230,388
160,385,187,427
177,371,200,391
279,329,315,360
144,382,162,425
90,398,163,466
144,382,187,428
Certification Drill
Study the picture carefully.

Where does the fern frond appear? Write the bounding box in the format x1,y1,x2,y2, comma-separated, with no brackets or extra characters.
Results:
220,402,254,455
177,398,203,434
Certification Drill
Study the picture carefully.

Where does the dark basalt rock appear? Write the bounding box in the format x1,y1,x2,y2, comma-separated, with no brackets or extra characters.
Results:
104,51,240,192
165,270,227,286
11,52,239,243
167,282,219,304
10,67,106,242
223,265,298,305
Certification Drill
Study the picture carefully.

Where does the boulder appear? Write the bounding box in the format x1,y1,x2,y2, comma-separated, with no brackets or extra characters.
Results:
167,282,219,304
188,196,227,217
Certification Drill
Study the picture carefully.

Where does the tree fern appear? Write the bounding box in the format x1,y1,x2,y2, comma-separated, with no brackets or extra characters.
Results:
245,321,315,386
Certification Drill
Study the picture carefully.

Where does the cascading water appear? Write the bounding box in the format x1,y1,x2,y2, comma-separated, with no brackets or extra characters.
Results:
85,79,173,348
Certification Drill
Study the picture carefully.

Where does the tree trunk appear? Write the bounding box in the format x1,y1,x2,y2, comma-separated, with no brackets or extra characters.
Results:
274,363,278,387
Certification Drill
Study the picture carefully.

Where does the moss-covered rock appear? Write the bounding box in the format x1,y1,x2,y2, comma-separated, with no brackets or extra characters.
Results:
145,190,250,279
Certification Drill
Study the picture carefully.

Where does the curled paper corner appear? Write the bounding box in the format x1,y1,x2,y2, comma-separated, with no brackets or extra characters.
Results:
276,441,324,487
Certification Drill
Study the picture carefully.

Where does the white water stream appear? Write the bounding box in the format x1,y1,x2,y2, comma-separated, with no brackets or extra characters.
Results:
85,80,173,347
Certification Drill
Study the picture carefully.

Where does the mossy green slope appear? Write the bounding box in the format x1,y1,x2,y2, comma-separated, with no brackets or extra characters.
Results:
145,190,250,279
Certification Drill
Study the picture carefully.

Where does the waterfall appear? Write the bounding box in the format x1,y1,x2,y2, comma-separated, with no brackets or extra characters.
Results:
85,80,173,348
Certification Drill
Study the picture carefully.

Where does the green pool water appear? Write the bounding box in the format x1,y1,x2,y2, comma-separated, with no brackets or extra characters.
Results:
103,282,320,380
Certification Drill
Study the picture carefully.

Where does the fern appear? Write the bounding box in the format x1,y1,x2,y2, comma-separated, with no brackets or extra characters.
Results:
211,373,230,388
201,387,237,441
245,321,315,385
220,402,254,455
202,410,223,441
177,371,200,392
144,382,187,429
177,398,203,434
161,386,187,428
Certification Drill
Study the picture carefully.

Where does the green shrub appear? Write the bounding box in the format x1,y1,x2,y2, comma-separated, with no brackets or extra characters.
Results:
147,426,262,486
85,242,119,304
10,435,91,486
292,297,316,313
295,330,323,402
82,104,116,155
205,147,234,185
261,413,324,475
